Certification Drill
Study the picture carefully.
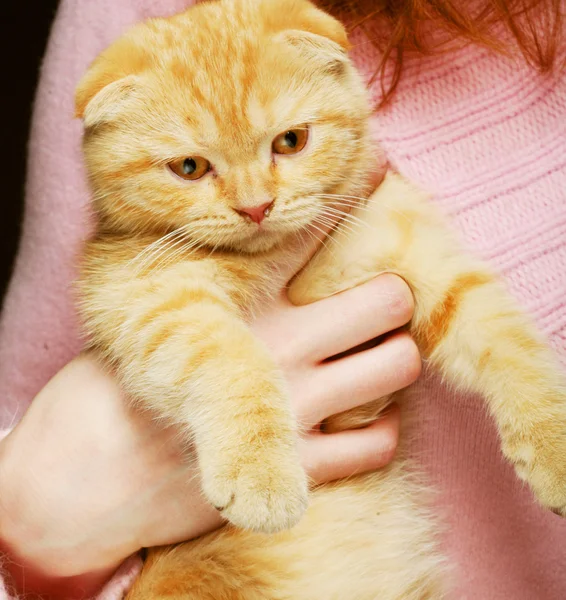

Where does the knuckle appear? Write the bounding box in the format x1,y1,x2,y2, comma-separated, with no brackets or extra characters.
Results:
269,332,303,368
393,334,422,385
375,274,415,323
374,433,398,467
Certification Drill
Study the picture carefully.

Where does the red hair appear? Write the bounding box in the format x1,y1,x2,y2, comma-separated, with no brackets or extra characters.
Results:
319,0,564,104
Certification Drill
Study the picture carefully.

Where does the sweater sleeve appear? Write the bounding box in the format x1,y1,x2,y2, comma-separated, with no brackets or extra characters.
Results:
92,555,144,600
0,554,143,600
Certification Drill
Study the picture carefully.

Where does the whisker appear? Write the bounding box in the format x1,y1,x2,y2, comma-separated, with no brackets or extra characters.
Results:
139,232,194,274
314,197,376,214
314,193,370,202
313,215,360,238
302,226,337,263
312,197,384,219
315,205,373,229
316,194,410,225
150,236,204,274
314,209,361,229
307,222,344,255
317,205,370,224
311,199,368,212
127,228,186,272
317,211,374,234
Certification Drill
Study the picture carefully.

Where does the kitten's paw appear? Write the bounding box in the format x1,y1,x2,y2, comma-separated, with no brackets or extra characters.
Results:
201,450,309,533
502,410,566,515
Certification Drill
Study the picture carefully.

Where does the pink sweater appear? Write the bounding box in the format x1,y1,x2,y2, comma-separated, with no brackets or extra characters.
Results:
0,0,564,597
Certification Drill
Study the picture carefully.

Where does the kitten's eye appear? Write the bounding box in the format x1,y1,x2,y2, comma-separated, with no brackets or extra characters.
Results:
168,157,210,180
272,127,309,155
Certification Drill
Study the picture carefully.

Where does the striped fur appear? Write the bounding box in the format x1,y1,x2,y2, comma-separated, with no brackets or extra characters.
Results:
74,1,566,598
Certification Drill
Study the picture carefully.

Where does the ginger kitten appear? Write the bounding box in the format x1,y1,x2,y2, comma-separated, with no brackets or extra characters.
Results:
74,0,566,598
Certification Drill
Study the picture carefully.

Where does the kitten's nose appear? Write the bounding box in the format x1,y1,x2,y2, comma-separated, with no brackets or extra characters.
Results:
235,201,274,225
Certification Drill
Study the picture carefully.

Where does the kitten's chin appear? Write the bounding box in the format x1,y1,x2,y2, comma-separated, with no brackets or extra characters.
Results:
215,225,304,254
201,218,313,254
227,230,289,254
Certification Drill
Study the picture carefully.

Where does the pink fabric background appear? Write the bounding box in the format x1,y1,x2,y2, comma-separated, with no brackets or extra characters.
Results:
0,0,565,597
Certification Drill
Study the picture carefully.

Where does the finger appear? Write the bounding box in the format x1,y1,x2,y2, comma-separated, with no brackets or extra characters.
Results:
290,274,414,363
271,167,386,287
302,404,400,484
295,332,420,427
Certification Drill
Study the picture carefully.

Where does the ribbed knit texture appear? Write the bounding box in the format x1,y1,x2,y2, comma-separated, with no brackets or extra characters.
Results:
0,1,564,598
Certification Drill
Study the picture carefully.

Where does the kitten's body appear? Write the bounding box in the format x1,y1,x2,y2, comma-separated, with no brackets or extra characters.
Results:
75,1,566,598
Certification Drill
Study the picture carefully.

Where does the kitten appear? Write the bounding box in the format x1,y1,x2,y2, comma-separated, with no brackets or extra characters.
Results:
75,0,566,598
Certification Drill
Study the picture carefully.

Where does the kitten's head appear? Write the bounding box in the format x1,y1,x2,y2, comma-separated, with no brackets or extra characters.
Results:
76,0,374,253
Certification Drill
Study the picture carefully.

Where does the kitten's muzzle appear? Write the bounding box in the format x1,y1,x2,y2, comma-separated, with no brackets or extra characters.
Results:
235,201,274,225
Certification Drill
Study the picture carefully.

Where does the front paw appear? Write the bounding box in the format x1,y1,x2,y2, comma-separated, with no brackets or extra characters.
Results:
200,447,309,533
502,412,566,515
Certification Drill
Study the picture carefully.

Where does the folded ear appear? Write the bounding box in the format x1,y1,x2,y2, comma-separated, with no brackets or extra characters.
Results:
263,0,349,50
75,30,149,126
77,75,144,128
265,0,350,74
277,29,349,76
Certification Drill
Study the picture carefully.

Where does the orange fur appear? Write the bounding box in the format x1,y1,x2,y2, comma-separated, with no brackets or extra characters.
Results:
74,1,566,598
418,272,494,355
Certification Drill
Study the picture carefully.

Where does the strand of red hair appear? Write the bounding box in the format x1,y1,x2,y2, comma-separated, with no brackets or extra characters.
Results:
319,0,564,105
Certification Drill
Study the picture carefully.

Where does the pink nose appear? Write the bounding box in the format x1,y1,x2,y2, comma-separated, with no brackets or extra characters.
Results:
236,201,274,225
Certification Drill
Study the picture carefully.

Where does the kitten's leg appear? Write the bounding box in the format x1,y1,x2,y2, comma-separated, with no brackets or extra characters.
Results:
80,254,307,532
413,269,566,515
290,171,566,514
126,466,446,600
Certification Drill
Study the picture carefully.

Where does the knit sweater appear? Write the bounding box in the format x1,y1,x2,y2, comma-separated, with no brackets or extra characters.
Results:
0,0,564,598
